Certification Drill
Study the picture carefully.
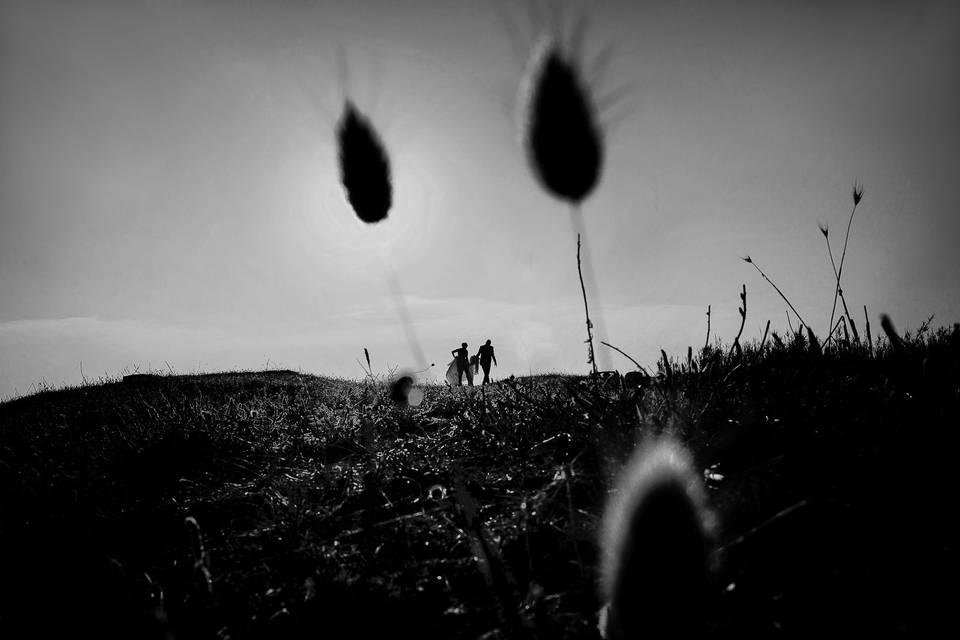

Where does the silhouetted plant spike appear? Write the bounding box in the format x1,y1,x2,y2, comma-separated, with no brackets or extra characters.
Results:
389,370,425,407
826,179,864,343
729,284,747,357
336,101,426,403
357,347,373,377
521,32,611,372
660,349,672,384
524,41,603,204
389,374,415,404
772,332,785,349
599,440,713,639
820,222,849,338
337,101,392,224
388,368,428,407
917,314,936,337
760,318,771,346
704,305,712,351
807,326,821,354
880,313,905,353
848,315,860,343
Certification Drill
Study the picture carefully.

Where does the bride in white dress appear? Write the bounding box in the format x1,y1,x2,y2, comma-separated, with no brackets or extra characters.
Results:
445,355,478,387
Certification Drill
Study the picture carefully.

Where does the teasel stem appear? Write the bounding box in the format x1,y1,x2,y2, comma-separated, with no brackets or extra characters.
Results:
570,205,607,374
576,233,597,375
703,305,711,351
377,245,427,371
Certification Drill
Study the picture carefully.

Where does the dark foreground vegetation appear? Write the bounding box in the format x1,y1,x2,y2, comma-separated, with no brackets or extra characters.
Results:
2,324,959,638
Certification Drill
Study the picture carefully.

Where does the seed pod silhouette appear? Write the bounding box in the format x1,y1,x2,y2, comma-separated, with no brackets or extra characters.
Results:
337,101,392,223
523,42,603,204
389,374,415,405
600,440,713,639
852,179,864,206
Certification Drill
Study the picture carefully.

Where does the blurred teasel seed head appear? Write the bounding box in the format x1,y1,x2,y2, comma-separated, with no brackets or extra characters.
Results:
852,179,864,206
600,439,714,639
521,39,603,204
389,372,423,407
337,101,392,224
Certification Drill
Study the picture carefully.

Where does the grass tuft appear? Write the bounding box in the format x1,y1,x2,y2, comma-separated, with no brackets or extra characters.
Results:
1,326,958,636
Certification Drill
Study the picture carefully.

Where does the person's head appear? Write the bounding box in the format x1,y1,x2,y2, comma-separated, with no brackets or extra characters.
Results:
486,339,491,345
462,342,467,348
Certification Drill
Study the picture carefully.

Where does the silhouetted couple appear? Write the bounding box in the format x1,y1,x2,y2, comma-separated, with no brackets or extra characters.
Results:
448,339,498,386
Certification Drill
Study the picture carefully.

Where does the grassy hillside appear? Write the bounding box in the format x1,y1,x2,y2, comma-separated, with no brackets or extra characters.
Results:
2,325,959,638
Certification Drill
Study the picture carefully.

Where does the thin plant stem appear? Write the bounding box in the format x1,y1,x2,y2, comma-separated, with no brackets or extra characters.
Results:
756,319,771,358
704,305,711,351
744,257,808,330
576,233,598,375
828,198,860,344
570,206,608,373
729,284,746,357
378,245,427,371
717,498,812,553
822,219,859,347
600,340,648,374
826,316,844,342
822,232,842,343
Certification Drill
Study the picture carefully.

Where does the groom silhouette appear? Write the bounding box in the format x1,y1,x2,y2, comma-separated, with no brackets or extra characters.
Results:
476,339,497,385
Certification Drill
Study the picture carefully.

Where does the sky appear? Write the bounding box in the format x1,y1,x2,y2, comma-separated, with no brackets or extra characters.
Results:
2,0,959,400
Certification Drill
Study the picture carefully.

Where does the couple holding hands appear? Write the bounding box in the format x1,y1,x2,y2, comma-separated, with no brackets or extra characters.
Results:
446,339,497,387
